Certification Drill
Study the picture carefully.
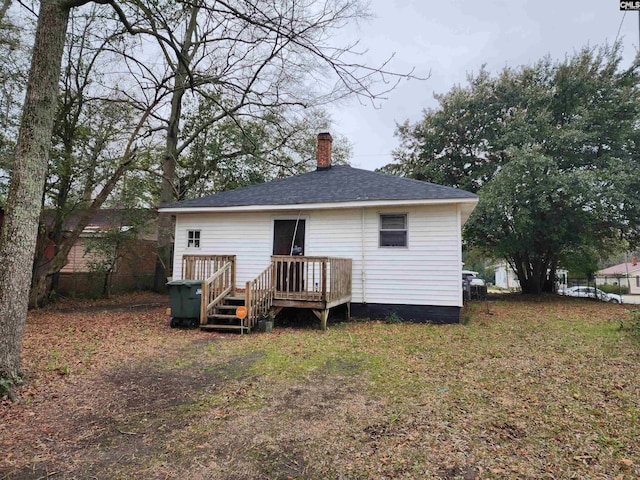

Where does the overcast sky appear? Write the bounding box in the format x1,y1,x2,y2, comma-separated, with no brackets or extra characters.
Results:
331,0,639,171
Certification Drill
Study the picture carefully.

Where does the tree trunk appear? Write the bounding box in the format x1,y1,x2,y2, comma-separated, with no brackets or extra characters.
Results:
154,7,199,291
512,255,549,294
0,0,70,386
0,0,12,24
543,263,557,293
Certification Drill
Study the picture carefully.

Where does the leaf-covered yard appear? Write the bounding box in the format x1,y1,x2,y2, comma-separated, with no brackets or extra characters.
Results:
1,293,639,479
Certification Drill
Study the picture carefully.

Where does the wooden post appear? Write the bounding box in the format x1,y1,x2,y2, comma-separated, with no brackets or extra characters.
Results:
231,257,236,296
271,261,276,302
245,280,252,331
321,260,327,301
200,279,207,325
320,309,328,331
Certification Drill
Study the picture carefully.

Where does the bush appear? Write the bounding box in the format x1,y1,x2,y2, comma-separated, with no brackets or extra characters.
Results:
599,284,629,295
620,310,640,337
384,312,404,324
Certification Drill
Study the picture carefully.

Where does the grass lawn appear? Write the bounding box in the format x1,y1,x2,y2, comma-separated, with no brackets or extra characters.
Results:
1,293,639,479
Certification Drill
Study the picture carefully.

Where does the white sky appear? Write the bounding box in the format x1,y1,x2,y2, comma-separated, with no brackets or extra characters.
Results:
331,0,639,171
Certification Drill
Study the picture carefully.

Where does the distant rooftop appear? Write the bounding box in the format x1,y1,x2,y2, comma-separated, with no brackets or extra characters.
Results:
598,262,640,275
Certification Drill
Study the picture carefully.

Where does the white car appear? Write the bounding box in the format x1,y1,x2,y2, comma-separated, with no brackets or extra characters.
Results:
462,270,485,286
562,286,623,304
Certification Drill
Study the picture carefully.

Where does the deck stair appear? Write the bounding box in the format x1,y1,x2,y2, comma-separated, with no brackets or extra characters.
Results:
200,294,248,333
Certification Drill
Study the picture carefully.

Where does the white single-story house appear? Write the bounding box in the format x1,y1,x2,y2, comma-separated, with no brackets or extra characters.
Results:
494,261,568,291
159,133,478,325
494,262,521,290
596,260,640,295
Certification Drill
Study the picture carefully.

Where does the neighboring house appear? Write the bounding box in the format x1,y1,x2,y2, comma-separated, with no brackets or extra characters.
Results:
494,262,521,290
52,209,156,272
494,261,568,291
35,209,157,296
596,259,640,295
160,133,479,323
1,207,156,296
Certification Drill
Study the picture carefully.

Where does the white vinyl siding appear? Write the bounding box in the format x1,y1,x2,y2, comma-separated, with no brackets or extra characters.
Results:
174,213,273,283
361,206,461,306
172,204,464,308
306,209,364,302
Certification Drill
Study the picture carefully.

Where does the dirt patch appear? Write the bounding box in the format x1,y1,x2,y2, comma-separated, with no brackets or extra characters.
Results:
1,338,265,480
437,465,481,480
179,373,385,480
103,350,263,412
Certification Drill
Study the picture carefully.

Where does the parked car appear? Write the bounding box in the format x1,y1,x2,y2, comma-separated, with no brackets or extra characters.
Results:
562,286,623,304
462,270,485,286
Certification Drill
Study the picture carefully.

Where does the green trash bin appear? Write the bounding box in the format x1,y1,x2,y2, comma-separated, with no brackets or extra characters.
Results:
167,279,203,329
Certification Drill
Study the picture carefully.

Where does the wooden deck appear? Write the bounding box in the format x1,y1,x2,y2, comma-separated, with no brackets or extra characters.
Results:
271,256,352,326
181,254,352,331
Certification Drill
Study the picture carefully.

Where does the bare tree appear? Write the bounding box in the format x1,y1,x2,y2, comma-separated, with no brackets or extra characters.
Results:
29,5,167,307
176,106,352,198
0,1,31,198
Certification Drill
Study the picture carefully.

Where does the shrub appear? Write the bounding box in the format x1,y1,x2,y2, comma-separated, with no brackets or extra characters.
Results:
599,284,629,295
620,310,640,337
384,312,404,324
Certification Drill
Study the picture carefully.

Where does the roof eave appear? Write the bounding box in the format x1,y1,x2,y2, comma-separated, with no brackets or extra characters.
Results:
158,197,479,214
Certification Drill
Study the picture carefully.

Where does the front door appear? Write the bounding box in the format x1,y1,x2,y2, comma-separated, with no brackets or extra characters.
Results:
273,219,305,292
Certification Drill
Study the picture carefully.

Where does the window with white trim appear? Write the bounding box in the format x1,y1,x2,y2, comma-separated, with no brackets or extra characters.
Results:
187,230,201,248
379,214,407,247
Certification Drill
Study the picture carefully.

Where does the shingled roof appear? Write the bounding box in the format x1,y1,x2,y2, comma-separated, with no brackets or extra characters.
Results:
161,165,477,210
598,261,640,275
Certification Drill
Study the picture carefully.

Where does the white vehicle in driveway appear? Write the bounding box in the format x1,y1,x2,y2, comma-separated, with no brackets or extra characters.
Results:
462,270,485,286
562,286,623,304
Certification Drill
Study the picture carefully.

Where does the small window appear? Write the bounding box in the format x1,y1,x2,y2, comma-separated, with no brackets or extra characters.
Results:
379,214,407,247
187,230,200,248
636,275,639,288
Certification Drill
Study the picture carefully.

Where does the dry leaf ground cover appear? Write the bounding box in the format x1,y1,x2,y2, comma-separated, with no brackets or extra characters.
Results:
1,293,639,479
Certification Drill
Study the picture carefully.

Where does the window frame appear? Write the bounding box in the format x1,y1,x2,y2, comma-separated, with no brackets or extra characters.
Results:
187,229,201,249
378,213,408,248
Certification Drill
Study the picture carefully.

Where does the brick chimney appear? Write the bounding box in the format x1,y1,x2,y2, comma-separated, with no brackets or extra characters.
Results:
316,132,333,171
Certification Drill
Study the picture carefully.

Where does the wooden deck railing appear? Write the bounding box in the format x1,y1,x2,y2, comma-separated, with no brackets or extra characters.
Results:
271,255,352,303
245,263,276,331
200,262,234,325
182,254,236,282
181,254,351,331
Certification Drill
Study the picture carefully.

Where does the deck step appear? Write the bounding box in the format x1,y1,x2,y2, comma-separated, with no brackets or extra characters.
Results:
200,324,248,331
224,295,245,302
209,313,240,320
215,304,240,310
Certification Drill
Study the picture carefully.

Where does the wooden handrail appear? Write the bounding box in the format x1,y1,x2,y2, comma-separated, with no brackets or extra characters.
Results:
200,262,233,325
183,254,236,284
245,263,275,331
